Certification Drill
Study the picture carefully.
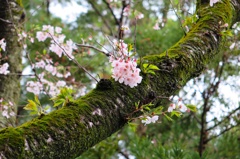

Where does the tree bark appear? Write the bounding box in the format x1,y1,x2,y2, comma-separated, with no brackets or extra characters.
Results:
0,0,240,158
0,0,24,128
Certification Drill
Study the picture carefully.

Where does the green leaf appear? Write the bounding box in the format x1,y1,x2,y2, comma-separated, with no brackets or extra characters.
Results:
170,111,182,117
164,114,173,121
51,87,74,107
30,111,38,115
44,105,50,111
128,43,133,52
34,95,40,105
24,99,38,112
186,104,197,112
142,63,160,75
148,64,160,70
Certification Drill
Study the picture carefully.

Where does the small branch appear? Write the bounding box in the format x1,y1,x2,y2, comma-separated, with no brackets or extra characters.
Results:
133,18,137,53
169,0,186,35
0,73,35,76
88,0,113,35
26,52,53,99
0,18,12,24
75,43,110,57
205,123,240,143
48,33,99,83
118,1,128,39
206,106,240,131
103,0,120,25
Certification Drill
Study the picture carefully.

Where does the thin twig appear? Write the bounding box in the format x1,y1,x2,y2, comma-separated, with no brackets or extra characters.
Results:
2,73,35,76
206,106,240,131
26,52,53,99
169,0,186,35
0,18,12,24
76,43,110,57
103,0,120,25
88,0,113,35
133,18,137,53
118,1,128,39
48,33,99,83
205,123,240,143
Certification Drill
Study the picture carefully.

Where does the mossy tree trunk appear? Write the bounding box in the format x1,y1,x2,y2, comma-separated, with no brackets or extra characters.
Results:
0,0,240,158
0,0,24,128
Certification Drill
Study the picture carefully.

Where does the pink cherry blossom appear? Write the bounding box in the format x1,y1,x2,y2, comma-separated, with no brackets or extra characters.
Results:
26,81,43,95
210,0,220,7
0,38,6,51
111,58,142,88
168,103,176,112
55,27,62,34
123,5,130,16
49,43,63,57
56,81,66,87
35,60,46,69
179,102,188,112
141,115,159,125
36,31,48,42
2,110,9,118
0,63,10,75
136,13,144,19
153,23,160,30
42,25,54,35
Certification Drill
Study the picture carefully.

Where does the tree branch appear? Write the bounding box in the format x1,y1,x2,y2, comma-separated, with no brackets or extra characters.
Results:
103,0,120,25
87,0,113,35
0,0,240,158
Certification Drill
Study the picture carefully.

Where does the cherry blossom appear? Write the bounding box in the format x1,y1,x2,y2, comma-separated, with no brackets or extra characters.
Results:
55,27,62,34
0,63,10,75
141,115,159,125
153,22,160,30
179,102,188,112
229,42,235,50
1,100,16,119
42,25,54,35
36,31,48,42
56,81,66,87
0,38,6,51
111,58,142,88
26,81,43,95
210,0,220,7
136,13,144,19
123,5,130,16
168,103,176,112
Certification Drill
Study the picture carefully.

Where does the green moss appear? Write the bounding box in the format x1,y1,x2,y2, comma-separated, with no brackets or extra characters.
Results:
16,0,23,7
0,127,24,158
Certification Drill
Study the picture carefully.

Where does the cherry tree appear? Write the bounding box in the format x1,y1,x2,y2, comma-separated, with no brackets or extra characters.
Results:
0,0,240,158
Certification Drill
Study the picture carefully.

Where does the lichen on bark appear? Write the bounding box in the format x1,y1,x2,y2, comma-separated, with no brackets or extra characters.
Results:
0,0,24,128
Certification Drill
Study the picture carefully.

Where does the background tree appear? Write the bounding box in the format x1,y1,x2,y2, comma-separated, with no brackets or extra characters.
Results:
0,0,240,158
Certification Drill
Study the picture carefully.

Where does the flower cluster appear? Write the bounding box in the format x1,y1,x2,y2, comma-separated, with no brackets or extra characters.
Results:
0,63,10,75
36,25,77,59
0,38,6,51
141,115,159,125
0,98,15,119
167,99,188,113
26,59,71,96
109,40,142,88
153,22,160,30
111,58,142,88
21,25,78,97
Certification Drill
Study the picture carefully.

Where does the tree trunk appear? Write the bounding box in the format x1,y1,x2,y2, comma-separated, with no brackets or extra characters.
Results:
0,0,24,128
0,0,240,158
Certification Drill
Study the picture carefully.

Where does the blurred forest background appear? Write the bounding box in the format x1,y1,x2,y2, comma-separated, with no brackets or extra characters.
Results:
14,0,240,158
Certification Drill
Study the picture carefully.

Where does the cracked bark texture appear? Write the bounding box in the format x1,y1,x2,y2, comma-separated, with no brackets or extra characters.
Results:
0,0,240,158
0,0,23,128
